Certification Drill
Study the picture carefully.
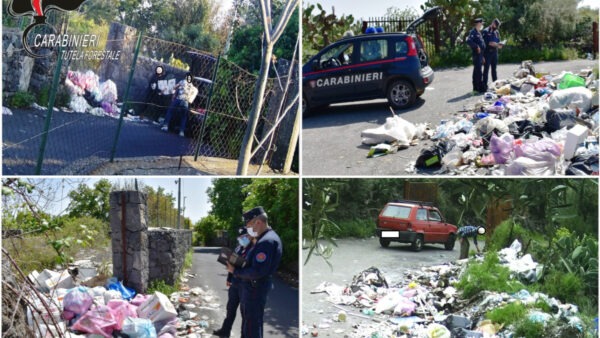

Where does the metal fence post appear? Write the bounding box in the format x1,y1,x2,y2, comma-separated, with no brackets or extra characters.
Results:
110,31,144,162
35,46,64,175
193,53,222,161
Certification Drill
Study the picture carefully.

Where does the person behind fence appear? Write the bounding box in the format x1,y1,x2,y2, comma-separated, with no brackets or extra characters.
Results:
482,18,503,90
226,207,282,338
213,227,254,338
466,18,486,94
457,224,485,259
144,66,167,122
160,72,198,137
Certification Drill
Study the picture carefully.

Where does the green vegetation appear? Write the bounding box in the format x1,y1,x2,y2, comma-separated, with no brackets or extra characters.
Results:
486,302,528,326
9,91,36,109
488,220,533,252
514,319,546,338
201,178,298,270
183,250,193,270
456,252,525,298
147,279,178,295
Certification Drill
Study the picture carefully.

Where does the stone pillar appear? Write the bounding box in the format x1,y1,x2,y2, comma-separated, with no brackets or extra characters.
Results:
109,191,149,293
98,22,139,101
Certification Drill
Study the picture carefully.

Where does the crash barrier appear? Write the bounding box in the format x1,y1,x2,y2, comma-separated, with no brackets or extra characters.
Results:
3,20,299,174
109,191,192,293
362,15,441,55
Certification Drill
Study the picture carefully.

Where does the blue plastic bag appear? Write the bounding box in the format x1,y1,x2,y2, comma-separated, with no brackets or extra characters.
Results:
106,277,136,301
122,317,157,338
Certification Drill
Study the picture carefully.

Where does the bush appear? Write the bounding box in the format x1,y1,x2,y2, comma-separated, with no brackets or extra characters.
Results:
486,301,527,326
9,91,36,108
322,219,375,239
37,85,51,107
456,252,525,298
147,279,178,295
514,319,546,338
488,220,532,252
542,271,584,304
499,45,579,64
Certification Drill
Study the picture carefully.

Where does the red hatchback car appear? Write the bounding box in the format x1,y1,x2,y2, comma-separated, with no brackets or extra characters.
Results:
376,200,457,251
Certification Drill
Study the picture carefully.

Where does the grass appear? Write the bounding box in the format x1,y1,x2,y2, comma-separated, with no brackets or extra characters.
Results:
514,319,546,338
456,252,526,298
183,250,193,270
322,218,375,239
486,301,528,326
147,279,179,295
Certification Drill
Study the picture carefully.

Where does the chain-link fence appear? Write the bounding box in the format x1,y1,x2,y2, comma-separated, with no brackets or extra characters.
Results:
3,16,298,175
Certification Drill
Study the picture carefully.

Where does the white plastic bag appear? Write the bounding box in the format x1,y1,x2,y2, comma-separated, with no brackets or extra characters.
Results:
361,116,416,146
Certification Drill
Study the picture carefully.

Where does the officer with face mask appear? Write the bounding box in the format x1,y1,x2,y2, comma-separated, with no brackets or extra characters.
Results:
213,227,254,337
226,207,282,338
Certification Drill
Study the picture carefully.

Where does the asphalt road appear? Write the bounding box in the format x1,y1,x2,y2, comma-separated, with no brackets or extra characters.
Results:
302,59,597,175
302,237,458,334
189,247,299,338
2,109,192,175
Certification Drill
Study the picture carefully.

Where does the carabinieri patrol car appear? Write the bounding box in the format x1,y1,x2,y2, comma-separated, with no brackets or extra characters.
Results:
302,7,440,115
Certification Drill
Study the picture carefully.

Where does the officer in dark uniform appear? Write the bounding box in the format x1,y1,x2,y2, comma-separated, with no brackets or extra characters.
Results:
213,227,254,338
466,18,486,93
227,207,283,338
482,18,503,90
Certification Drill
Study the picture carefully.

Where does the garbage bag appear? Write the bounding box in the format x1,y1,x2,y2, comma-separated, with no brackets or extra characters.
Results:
505,156,556,175
566,154,599,175
393,297,417,316
122,317,157,338
106,278,136,300
558,73,586,90
106,299,137,331
508,120,544,138
69,96,92,113
361,116,416,146
514,139,562,162
416,141,455,169
490,133,514,164
545,109,576,133
71,305,116,338
63,286,93,315
350,267,389,291
99,80,118,104
548,87,593,112
475,117,509,136
375,292,402,314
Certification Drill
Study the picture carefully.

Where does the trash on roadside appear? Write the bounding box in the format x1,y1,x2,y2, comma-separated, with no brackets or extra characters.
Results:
65,70,120,117
137,291,178,323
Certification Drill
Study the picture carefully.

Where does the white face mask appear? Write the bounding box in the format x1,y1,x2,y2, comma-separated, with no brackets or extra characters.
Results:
247,227,257,237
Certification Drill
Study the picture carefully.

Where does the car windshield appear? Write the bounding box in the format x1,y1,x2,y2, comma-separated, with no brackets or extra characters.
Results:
381,205,411,219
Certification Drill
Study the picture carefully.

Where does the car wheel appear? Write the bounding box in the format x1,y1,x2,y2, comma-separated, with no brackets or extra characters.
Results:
302,96,310,117
445,234,456,250
387,80,416,109
411,235,423,252
379,238,390,248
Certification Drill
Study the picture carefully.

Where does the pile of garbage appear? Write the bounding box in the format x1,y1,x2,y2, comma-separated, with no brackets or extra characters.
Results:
304,240,591,338
64,70,120,117
361,61,599,175
24,261,218,337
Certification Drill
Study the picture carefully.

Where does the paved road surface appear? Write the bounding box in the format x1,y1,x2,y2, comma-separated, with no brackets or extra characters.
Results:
190,247,299,338
302,59,597,175
302,237,458,334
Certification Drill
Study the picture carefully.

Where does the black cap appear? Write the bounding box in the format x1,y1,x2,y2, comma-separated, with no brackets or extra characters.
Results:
242,206,266,223
238,226,248,235
493,18,501,26
474,18,484,24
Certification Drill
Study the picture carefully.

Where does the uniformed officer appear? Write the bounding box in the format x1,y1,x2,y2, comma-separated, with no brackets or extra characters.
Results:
213,227,254,338
226,207,283,338
466,18,486,93
482,18,503,91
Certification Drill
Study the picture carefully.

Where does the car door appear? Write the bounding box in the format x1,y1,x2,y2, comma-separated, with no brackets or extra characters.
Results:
413,208,430,241
427,209,445,242
303,41,357,103
353,38,391,97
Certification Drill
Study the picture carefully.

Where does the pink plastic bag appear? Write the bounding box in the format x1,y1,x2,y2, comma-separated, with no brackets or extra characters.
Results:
63,287,93,315
106,299,138,331
393,297,417,316
130,294,151,306
514,139,562,162
71,305,116,338
490,133,514,164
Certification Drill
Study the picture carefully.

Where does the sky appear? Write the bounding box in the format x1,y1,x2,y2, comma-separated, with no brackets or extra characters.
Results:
35,178,213,224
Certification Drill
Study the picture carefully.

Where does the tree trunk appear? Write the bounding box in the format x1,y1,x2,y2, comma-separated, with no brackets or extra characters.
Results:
237,40,274,175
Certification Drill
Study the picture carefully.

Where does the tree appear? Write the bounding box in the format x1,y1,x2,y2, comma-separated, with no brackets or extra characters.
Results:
67,179,112,222
236,0,299,175
207,178,252,234
302,3,357,61
420,0,483,50
194,215,224,245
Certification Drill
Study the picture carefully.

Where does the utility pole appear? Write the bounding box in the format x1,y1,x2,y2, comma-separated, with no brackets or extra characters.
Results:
183,196,188,229
176,178,181,229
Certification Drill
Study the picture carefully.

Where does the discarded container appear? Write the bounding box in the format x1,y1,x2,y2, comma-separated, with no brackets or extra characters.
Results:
122,317,157,338
63,286,93,315
559,73,586,90
29,269,75,292
444,314,472,330
137,291,178,323
563,124,589,160
426,323,451,338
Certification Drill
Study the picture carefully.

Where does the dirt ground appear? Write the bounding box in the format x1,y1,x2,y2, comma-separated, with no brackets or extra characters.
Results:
89,156,298,176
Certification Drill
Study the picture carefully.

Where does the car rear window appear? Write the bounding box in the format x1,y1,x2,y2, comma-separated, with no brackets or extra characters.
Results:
381,205,411,219
395,40,408,57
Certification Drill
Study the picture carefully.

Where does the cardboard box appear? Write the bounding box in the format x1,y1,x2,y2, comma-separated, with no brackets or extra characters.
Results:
137,291,177,323
563,124,588,160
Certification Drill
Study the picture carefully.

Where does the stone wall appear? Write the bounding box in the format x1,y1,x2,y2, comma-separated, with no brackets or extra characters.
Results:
3,28,36,96
148,228,193,285
109,190,192,292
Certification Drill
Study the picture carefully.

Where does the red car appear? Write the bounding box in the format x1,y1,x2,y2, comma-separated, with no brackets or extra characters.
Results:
376,200,457,251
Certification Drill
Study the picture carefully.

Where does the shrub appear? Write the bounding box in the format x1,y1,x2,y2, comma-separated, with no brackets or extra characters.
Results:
456,252,525,298
37,85,51,107
542,271,584,304
486,301,527,326
147,279,178,295
514,319,546,338
488,220,532,252
9,91,36,108
322,219,375,238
